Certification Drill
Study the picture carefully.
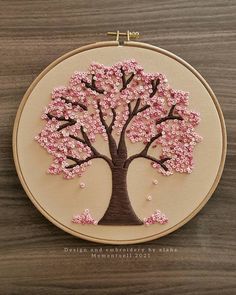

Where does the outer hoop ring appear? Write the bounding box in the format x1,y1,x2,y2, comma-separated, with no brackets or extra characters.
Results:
13,41,227,245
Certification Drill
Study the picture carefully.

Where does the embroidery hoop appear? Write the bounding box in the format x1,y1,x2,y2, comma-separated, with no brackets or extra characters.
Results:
13,32,227,244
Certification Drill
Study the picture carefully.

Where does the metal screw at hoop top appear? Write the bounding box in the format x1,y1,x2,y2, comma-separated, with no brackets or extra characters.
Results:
107,31,140,42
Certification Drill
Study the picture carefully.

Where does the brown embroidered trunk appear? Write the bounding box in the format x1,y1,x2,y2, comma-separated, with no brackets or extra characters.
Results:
98,166,143,225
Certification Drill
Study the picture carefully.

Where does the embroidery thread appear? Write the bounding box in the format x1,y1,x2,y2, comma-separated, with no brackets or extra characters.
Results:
35,60,202,226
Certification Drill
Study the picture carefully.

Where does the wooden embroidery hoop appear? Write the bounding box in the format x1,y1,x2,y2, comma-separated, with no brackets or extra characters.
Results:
13,31,227,244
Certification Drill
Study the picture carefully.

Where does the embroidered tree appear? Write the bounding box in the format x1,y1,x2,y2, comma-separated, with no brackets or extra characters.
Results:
36,60,202,225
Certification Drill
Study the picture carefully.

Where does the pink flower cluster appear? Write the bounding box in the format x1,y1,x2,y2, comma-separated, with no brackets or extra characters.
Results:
153,118,202,176
36,59,202,179
35,125,93,179
72,209,98,225
168,89,189,106
143,209,168,226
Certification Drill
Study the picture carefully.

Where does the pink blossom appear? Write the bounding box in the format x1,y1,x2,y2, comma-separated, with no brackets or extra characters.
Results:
143,209,168,226
72,209,97,225
36,59,202,180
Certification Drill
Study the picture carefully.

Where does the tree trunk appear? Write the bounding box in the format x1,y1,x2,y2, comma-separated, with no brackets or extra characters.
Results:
98,166,143,225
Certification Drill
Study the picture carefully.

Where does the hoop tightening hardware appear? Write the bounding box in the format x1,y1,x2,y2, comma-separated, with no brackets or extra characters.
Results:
107,31,140,44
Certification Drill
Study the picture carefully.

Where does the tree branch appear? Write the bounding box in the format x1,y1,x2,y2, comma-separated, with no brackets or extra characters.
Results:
120,68,135,92
66,155,95,168
68,130,113,169
117,100,139,148
124,154,171,170
150,78,160,98
135,104,150,114
117,99,151,156
66,154,113,169
132,98,141,114
69,134,86,145
60,97,88,111
156,104,183,125
128,102,132,114
97,100,109,130
117,99,139,156
46,113,76,131
139,133,162,156
47,103,115,169
108,108,116,133
82,74,104,94
131,98,151,116
124,132,164,168
124,104,183,169
97,101,118,160
80,126,100,156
